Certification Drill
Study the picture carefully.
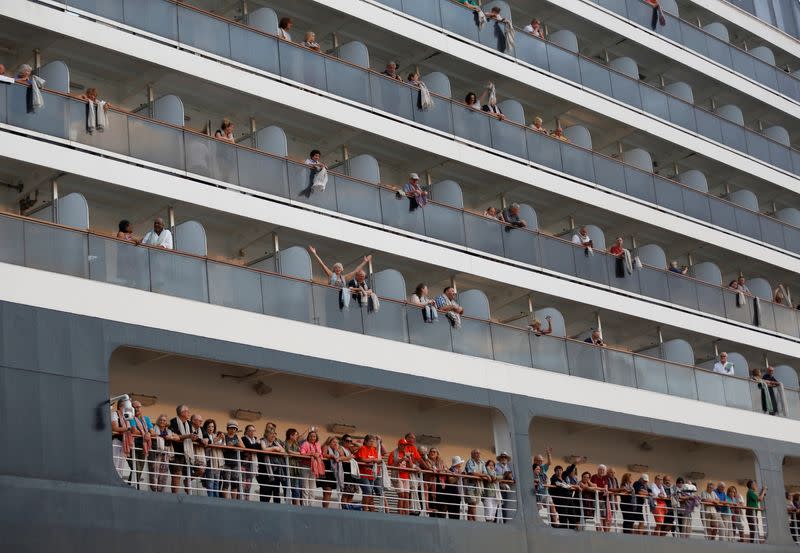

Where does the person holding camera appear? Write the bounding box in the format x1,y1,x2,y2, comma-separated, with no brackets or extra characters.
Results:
111,398,135,480
389,439,418,515
529,314,553,336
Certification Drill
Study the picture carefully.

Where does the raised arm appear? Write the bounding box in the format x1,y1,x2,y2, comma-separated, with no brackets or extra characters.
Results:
478,83,492,106
308,246,333,278
343,254,373,281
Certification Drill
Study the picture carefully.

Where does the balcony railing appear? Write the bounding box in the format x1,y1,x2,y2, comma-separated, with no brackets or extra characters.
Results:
370,0,800,174
48,1,800,253
4,82,800,340
114,439,517,520
538,485,767,541
2,210,797,418
586,0,800,101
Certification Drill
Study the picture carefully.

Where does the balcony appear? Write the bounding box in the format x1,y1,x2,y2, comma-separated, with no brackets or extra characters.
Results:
359,0,800,173
2,208,799,419
17,2,800,257
5,82,800,342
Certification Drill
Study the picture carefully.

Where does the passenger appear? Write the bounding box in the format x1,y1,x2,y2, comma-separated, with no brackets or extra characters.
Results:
410,283,438,323
484,7,514,53
214,118,235,143
257,424,286,504
301,149,328,196
713,352,734,376
304,148,327,171
555,464,580,530
301,31,320,51
579,471,600,527
530,116,548,134
240,424,260,499
501,203,527,231
464,449,487,521
79,87,110,133
752,366,779,415
321,435,344,508
188,414,208,489
167,404,195,494
356,434,382,512
278,17,293,41
348,269,379,311
15,63,32,84
299,429,324,506
444,456,466,519
481,84,504,119
668,260,689,275
774,284,790,306
308,245,372,306
496,452,514,523
571,226,594,256
650,475,668,536
382,61,402,81
590,464,611,532
141,217,173,250
404,433,428,513
533,447,558,525
483,459,501,522
338,434,359,509
529,315,553,336
435,286,464,328
17,64,45,112
403,172,428,211
662,476,677,536
284,428,304,505
609,237,632,278
523,18,544,38
632,474,650,534
202,419,224,498
425,447,448,518
736,275,752,295
584,329,605,347
618,473,639,534
407,71,421,87
221,420,243,500
727,486,747,542
532,464,548,515
389,438,415,515
700,481,721,539
116,220,139,244
606,467,620,523
483,206,500,219
551,126,570,143
150,414,174,493
745,480,766,543
465,91,481,110
110,398,134,481
715,482,732,541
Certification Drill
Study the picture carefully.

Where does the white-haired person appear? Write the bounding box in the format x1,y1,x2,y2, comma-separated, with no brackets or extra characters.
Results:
308,245,372,309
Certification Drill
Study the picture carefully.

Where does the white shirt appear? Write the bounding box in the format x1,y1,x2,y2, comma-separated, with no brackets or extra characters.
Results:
713,361,734,375
142,229,173,250
523,25,543,37
572,233,591,245
278,28,291,41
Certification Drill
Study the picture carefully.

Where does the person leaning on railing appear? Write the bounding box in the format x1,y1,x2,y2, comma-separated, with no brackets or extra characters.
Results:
496,451,515,523
150,414,174,493
745,480,766,543
202,419,224,498
220,420,244,499
256,424,286,504
356,434,384,512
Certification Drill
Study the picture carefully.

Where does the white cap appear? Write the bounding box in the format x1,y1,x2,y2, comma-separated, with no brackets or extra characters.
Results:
409,173,420,180
641,473,649,482
451,455,465,467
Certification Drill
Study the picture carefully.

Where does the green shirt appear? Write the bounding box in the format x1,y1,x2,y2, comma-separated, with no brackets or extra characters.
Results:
460,0,480,6
746,488,760,509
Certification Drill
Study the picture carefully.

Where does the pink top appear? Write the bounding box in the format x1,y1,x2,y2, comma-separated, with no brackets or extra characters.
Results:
300,440,325,476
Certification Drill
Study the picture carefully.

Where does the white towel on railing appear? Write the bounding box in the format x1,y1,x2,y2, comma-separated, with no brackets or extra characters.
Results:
311,166,328,192
475,10,487,28
503,20,515,52
29,75,45,112
86,100,109,134
633,255,643,269
418,81,434,111
622,248,634,274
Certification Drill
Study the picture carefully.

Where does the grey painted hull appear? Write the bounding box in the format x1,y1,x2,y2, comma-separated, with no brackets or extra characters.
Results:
0,299,797,552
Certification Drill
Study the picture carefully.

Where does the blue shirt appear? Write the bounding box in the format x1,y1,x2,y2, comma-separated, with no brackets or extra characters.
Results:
132,415,153,431
714,489,730,514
